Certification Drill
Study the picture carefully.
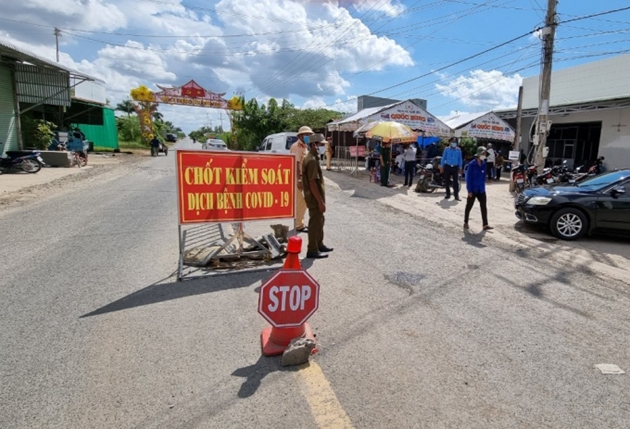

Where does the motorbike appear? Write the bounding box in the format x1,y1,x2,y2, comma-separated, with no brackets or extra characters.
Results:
414,156,445,193
512,164,527,193
0,143,44,173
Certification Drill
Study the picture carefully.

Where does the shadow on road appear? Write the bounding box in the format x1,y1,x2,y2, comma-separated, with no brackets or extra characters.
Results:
80,270,272,318
232,355,306,398
462,229,487,248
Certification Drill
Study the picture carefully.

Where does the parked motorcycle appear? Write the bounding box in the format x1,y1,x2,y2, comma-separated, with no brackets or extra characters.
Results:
512,164,527,193
415,156,445,193
0,143,44,173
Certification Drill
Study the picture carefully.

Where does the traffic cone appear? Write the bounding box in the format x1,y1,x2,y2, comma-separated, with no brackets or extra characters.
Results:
260,236,318,356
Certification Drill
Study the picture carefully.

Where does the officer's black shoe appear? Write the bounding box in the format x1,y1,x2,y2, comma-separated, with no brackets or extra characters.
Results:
306,252,329,259
319,246,334,252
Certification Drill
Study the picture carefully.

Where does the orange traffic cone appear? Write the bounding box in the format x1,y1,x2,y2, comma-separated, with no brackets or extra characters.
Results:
260,236,317,356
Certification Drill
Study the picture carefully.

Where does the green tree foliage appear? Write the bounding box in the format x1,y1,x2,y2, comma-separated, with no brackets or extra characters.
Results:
21,117,57,150
230,97,342,151
115,99,135,118
116,116,141,142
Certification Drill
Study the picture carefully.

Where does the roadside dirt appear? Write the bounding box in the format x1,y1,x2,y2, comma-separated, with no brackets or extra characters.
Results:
325,168,630,286
0,153,146,214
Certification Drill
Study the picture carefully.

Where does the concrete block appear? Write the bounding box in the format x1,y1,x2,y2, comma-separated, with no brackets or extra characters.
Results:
282,338,316,367
40,151,73,167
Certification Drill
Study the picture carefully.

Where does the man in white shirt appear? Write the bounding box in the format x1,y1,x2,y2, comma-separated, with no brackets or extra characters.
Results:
395,152,405,175
403,144,417,188
486,143,496,181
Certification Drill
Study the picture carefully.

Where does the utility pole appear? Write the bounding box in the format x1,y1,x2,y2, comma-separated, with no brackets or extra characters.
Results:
509,85,524,192
534,0,558,169
54,28,61,62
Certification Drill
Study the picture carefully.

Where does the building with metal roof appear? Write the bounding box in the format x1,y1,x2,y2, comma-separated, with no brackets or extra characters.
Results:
0,38,117,154
496,53,630,170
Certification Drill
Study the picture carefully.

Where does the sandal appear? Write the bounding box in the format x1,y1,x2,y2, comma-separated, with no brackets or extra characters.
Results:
483,225,494,230
296,227,308,232
463,224,469,229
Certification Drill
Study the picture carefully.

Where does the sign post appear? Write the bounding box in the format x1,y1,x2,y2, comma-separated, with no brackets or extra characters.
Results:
176,150,297,279
258,236,319,356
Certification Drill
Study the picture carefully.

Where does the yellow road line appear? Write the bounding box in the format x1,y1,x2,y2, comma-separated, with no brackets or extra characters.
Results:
294,361,355,429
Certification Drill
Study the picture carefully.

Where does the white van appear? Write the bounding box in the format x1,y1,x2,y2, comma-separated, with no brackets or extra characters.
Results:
202,139,229,151
259,132,326,158
259,132,299,154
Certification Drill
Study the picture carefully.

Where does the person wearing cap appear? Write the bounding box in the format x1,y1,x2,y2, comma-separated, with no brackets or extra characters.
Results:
291,126,313,232
486,143,496,181
325,136,333,171
302,133,334,259
464,146,493,231
440,137,463,200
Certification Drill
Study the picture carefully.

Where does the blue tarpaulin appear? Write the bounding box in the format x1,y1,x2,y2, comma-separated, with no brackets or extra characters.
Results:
417,136,441,148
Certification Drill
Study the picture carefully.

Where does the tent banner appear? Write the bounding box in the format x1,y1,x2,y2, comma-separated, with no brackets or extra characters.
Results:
362,102,452,137
459,113,515,141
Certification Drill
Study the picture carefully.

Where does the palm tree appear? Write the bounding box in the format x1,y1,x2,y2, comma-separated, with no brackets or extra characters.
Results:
116,99,135,118
153,111,164,122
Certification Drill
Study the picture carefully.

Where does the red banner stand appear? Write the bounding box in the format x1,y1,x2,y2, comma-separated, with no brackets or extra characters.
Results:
260,236,318,356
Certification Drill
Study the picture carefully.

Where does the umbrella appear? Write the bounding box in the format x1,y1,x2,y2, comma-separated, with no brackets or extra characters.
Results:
353,121,417,144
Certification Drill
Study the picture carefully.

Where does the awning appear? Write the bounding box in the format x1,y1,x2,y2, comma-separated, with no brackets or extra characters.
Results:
440,111,515,142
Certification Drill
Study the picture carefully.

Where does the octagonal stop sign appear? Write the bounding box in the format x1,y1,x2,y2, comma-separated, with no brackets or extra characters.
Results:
258,269,320,328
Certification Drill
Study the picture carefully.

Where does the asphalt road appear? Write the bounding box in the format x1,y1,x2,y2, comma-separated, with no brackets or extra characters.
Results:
1,140,629,428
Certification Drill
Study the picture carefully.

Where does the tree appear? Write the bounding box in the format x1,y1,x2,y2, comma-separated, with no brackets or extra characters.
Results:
153,111,164,122
116,99,135,118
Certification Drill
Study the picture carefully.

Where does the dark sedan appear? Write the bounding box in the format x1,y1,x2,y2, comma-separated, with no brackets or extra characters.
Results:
515,169,630,240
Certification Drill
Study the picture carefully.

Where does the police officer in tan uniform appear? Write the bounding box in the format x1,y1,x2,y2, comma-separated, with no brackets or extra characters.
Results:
290,126,312,232
302,133,333,259
325,136,333,171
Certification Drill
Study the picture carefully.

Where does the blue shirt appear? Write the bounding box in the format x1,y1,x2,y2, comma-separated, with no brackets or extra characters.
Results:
466,158,487,193
441,147,462,168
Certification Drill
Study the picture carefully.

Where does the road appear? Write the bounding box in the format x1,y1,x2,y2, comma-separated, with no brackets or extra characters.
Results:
1,140,629,428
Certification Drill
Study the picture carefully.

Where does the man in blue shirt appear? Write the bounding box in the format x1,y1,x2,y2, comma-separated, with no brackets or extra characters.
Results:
464,146,494,230
440,137,463,200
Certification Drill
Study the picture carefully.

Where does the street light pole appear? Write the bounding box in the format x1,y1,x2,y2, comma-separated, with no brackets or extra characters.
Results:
54,28,61,62
534,0,558,169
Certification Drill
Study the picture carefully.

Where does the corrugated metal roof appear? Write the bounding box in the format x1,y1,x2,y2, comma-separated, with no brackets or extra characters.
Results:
329,101,400,125
522,53,630,110
15,63,71,106
439,111,491,129
0,37,101,82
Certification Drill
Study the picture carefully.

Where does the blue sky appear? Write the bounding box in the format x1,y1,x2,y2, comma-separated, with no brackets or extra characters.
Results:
2,0,630,132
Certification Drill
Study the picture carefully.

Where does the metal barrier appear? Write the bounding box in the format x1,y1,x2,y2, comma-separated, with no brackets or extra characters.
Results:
329,146,365,177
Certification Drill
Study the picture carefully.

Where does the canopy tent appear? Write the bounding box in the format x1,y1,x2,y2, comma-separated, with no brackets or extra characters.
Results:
328,100,453,138
440,111,515,142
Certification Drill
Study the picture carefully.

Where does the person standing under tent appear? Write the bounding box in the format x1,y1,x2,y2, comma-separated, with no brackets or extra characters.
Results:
325,136,333,171
403,143,417,188
291,126,313,233
486,143,496,181
379,139,392,187
495,150,505,180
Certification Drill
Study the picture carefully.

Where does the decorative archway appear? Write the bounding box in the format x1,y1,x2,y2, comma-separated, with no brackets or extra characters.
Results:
129,80,242,143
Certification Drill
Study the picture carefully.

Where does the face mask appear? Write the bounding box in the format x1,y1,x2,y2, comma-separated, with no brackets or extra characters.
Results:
303,136,310,144
451,142,457,148
480,155,486,161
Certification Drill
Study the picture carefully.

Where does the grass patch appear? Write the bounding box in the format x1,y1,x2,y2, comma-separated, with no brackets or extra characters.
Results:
119,140,149,150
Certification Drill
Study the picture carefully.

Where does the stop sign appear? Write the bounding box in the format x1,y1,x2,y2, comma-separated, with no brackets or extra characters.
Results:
258,269,320,328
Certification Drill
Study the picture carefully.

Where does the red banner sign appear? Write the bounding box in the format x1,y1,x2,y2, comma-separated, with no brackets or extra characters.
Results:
349,145,366,157
176,150,296,224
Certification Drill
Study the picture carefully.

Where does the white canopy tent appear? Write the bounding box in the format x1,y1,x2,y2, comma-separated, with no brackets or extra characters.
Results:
440,111,515,142
328,100,453,137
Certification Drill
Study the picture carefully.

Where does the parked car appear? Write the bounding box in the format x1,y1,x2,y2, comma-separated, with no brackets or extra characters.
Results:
258,132,326,157
166,133,177,143
515,169,630,240
259,132,299,154
202,139,229,151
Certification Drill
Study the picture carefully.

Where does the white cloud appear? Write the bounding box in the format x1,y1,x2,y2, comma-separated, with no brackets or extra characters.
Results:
435,70,523,110
0,0,414,130
333,95,358,113
351,0,406,17
302,96,326,109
